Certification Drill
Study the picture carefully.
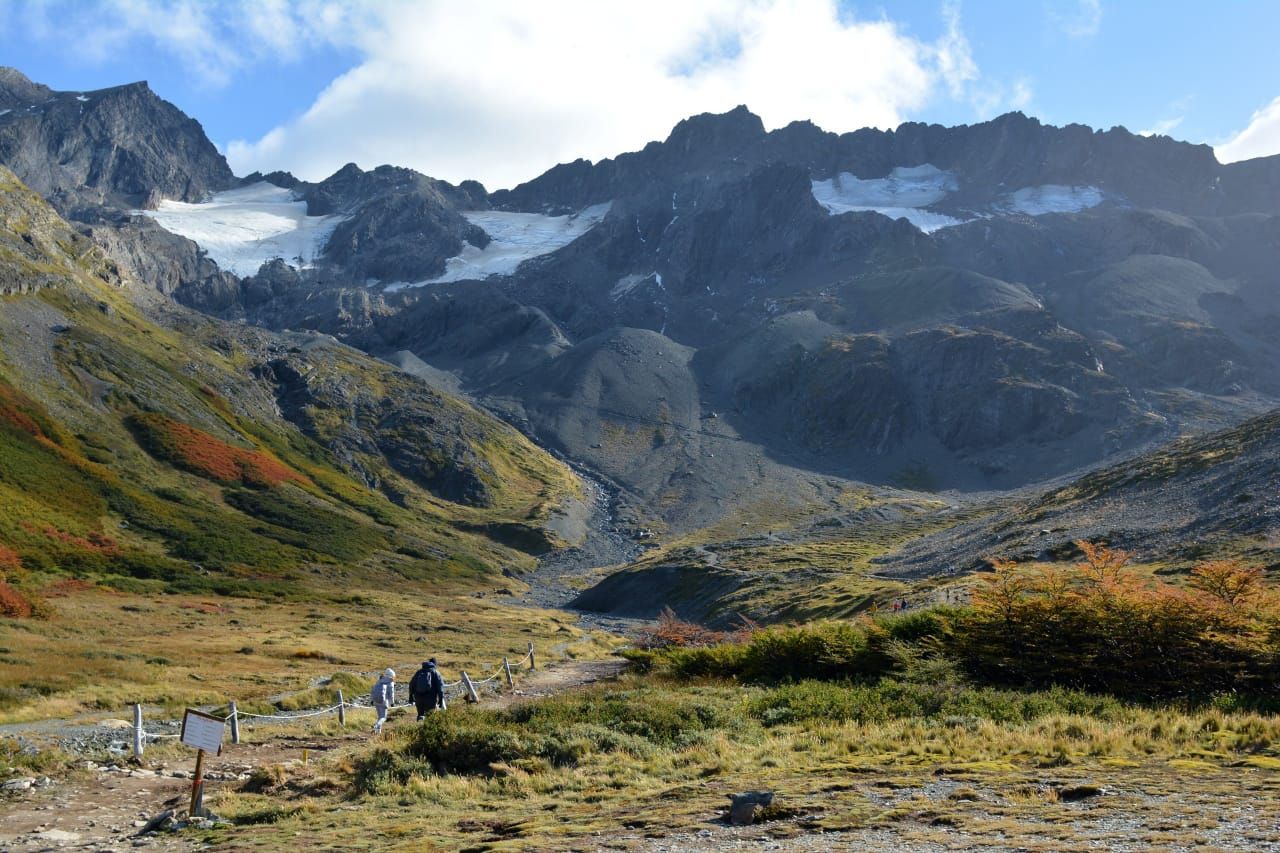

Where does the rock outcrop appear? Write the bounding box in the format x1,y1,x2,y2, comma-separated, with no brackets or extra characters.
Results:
0,68,234,210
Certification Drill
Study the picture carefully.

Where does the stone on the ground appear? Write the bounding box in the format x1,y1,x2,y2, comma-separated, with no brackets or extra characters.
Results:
135,809,174,835
33,828,81,843
727,790,774,825
2,776,36,791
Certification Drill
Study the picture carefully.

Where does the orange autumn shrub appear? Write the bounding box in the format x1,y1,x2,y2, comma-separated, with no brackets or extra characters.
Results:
0,542,39,618
957,543,1280,699
0,543,21,573
634,607,759,650
0,382,47,439
127,413,307,488
0,577,34,618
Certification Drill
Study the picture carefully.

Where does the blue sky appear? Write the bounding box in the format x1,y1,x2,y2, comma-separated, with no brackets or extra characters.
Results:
1,1,1277,187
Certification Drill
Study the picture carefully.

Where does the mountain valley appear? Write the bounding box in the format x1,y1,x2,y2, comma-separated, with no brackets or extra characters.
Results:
0,60,1278,850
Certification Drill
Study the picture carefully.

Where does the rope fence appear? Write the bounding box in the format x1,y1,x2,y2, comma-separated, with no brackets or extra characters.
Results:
129,642,538,758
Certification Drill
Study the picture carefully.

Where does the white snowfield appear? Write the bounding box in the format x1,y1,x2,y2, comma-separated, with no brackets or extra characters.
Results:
996,184,1104,216
811,164,967,233
812,165,1106,233
386,202,611,291
142,183,344,278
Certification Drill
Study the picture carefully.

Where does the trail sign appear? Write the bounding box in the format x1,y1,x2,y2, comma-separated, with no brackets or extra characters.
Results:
180,708,225,818
180,709,225,754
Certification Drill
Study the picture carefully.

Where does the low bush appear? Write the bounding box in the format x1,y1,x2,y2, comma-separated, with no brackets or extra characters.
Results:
955,545,1280,699
747,680,1127,726
127,413,307,488
641,545,1280,702
352,686,748,788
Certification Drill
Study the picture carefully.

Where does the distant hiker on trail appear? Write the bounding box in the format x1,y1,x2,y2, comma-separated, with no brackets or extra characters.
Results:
409,658,446,720
371,668,395,734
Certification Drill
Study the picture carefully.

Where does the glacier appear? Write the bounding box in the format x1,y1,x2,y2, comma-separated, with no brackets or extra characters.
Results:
810,165,966,233
386,202,611,291
997,185,1104,216
142,182,344,278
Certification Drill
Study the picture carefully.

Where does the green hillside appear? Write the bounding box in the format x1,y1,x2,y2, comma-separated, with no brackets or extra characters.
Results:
0,167,585,717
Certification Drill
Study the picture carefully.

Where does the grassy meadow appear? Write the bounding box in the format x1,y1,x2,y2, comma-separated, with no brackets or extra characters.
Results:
171,547,1280,850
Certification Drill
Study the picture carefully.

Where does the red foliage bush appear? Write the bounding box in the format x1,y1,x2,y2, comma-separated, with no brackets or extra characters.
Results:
0,577,34,618
0,382,47,439
0,543,21,573
128,413,307,488
24,522,120,555
634,607,759,650
42,578,95,598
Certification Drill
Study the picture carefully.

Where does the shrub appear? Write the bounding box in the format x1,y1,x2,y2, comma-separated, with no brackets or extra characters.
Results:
127,413,308,488
662,618,939,683
642,547,1280,702
223,488,387,562
745,680,1127,727
354,686,746,785
634,607,757,650
953,544,1280,699
0,576,34,618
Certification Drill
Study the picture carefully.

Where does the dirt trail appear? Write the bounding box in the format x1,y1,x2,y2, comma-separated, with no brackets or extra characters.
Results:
0,657,630,852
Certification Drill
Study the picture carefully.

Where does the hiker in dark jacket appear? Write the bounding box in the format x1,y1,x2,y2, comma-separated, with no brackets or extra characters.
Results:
409,658,446,720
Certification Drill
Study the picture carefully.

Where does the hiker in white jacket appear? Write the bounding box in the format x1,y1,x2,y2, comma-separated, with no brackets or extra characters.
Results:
371,668,395,734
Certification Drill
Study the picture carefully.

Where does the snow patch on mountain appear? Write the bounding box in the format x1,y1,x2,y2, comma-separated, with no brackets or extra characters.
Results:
611,273,649,301
998,185,1104,216
142,182,344,277
386,202,611,290
811,165,966,233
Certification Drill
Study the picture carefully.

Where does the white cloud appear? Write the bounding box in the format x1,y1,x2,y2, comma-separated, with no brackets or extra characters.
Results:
5,0,1006,188
1138,116,1184,138
2,0,339,88
1216,96,1280,163
216,0,992,189
1048,0,1102,39
970,77,1034,120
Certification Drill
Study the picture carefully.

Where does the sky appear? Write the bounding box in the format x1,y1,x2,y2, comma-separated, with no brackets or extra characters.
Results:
1,0,1277,190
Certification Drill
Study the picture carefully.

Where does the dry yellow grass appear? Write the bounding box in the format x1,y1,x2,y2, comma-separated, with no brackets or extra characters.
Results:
0,580,620,723
194,676,1280,851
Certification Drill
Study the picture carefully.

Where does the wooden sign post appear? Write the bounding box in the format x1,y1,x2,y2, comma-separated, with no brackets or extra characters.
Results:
180,709,225,818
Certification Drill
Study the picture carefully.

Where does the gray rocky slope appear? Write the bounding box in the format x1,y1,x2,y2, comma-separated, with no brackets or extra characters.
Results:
2,67,1278,542
879,407,1280,576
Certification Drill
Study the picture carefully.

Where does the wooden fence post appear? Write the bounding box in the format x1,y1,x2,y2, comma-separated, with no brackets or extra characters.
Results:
132,703,144,760
190,748,206,817
460,671,479,703
527,642,536,670
502,657,514,688
228,701,241,745
336,690,346,727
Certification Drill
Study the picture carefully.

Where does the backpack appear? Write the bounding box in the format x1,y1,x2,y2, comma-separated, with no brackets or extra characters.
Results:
370,679,387,706
410,669,430,698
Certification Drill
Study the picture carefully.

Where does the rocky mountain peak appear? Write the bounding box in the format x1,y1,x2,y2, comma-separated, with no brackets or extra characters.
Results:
0,72,233,210
0,66,53,108
663,104,766,155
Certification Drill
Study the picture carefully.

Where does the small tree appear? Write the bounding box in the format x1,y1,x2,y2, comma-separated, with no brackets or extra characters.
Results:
1076,540,1130,586
1190,560,1263,609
